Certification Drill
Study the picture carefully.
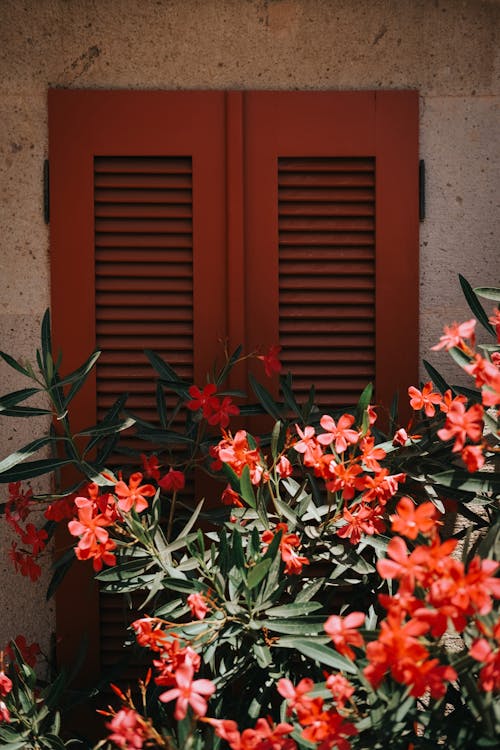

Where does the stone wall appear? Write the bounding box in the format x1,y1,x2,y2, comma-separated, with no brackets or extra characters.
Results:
0,0,499,652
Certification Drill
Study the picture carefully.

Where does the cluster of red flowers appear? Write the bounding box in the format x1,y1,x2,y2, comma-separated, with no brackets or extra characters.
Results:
322,497,500,698
67,473,155,572
212,429,267,486
261,522,309,575
275,676,357,750
6,481,47,582
0,635,41,724
188,383,240,429
293,412,405,546
130,617,215,721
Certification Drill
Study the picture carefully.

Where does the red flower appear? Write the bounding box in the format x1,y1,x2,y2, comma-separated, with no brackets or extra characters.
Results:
21,523,48,555
159,661,215,720
187,383,219,416
324,612,365,660
317,413,359,454
470,637,500,692
9,635,41,670
132,617,169,652
187,592,210,620
221,484,244,507
114,472,156,513
408,382,442,417
240,717,296,750
257,345,282,377
461,444,485,472
431,318,476,351
390,496,440,539
158,468,185,492
140,454,161,480
207,396,240,428
107,707,148,750
0,672,12,698
437,401,484,452
262,523,309,575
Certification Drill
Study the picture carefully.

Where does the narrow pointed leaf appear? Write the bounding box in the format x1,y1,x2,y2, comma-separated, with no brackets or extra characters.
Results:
0,405,53,417
156,381,168,429
247,558,272,589
474,286,500,303
0,351,30,376
249,374,282,420
0,387,41,408
76,417,135,437
0,457,72,483
0,436,55,473
239,464,256,508
423,360,453,396
459,274,495,335
278,638,356,673
266,601,322,617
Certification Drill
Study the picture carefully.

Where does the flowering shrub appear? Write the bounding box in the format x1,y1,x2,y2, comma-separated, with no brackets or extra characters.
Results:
0,277,499,749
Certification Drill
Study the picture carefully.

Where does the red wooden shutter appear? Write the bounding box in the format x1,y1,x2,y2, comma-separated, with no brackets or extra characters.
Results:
49,91,227,680
244,91,419,413
49,90,418,682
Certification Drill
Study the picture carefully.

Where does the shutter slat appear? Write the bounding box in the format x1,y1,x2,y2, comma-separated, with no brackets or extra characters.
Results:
95,173,192,189
95,188,192,203
95,203,192,218
279,187,374,202
96,233,192,248
93,158,194,440
279,157,375,172
279,202,374,217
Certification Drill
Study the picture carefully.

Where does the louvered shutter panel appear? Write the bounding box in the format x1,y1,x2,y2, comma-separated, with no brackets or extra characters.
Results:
244,91,418,414
49,91,227,681
94,156,194,425
278,156,376,407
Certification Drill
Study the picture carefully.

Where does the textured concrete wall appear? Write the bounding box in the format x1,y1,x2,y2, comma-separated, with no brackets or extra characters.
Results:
0,0,499,653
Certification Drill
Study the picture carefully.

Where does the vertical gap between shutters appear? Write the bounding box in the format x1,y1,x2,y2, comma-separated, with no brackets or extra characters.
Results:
278,156,376,410
94,155,194,681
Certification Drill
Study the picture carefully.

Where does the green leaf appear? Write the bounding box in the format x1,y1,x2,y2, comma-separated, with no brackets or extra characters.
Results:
0,405,53,417
216,344,243,385
270,420,282,461
0,435,54,473
249,374,282,420
46,548,75,600
145,350,191,396
459,274,495,335
76,416,135,437
252,642,272,668
280,374,302,418
239,464,256,509
0,350,30,376
247,558,272,589
278,638,357,673
63,351,101,405
41,308,52,362
429,469,500,494
0,387,41,409
156,381,167,429
266,601,322,617
262,617,325,635
0,457,72,483
422,359,453,396
448,345,473,369
356,382,373,424
474,286,500,303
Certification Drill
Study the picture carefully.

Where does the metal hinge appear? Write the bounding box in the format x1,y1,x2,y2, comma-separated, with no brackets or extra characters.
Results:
419,159,425,222
43,159,50,224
